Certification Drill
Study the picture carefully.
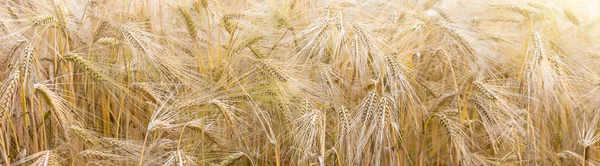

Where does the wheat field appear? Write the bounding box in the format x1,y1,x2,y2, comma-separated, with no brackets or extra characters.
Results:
0,0,599,165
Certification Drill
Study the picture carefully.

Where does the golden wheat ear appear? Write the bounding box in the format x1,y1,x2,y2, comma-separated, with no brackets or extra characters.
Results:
13,150,62,166
213,152,245,166
63,53,105,82
0,70,20,119
161,150,197,166
34,83,79,129
177,6,198,40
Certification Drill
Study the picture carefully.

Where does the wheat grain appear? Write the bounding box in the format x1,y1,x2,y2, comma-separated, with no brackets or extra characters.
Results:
7,7,18,19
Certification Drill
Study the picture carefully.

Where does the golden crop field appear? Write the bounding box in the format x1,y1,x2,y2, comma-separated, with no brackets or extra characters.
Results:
1,0,599,165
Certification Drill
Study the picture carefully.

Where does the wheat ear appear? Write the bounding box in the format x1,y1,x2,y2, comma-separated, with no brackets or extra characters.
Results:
63,53,105,81
32,15,56,26
178,7,198,40
337,105,350,137
214,152,244,166
255,59,288,82
0,70,20,119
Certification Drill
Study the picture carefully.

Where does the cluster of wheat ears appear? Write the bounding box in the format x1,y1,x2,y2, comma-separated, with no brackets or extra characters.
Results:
0,0,599,165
